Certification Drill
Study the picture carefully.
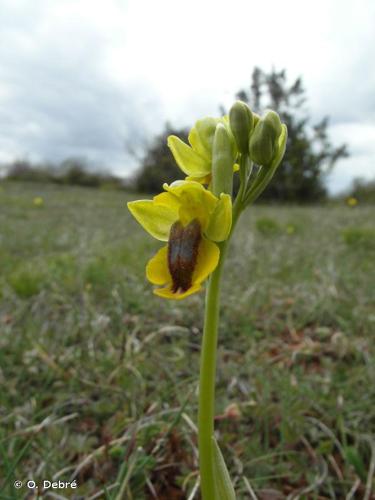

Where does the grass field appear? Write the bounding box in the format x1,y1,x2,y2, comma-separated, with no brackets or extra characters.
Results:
0,181,374,499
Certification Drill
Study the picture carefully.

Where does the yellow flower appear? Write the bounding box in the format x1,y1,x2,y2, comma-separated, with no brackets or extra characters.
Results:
128,181,232,299
33,196,44,207
167,116,237,184
347,197,358,207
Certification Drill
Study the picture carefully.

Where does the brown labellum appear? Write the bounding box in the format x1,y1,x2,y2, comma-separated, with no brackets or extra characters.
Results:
168,219,201,293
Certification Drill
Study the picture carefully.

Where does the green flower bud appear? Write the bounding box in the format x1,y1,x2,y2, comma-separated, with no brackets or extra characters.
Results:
221,115,238,159
212,123,234,197
252,112,260,129
249,110,282,166
229,101,253,154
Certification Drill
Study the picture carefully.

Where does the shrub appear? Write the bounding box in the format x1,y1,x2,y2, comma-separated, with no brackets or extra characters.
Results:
8,267,44,298
347,177,375,204
255,217,281,235
341,227,375,250
4,158,127,190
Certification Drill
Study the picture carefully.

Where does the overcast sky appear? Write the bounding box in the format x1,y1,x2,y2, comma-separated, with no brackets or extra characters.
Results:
0,0,374,193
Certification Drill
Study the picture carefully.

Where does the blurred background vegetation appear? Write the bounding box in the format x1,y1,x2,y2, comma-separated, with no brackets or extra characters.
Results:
2,67,374,205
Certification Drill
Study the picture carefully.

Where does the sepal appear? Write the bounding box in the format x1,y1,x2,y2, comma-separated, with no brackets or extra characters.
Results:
205,193,232,242
127,200,177,241
168,135,211,178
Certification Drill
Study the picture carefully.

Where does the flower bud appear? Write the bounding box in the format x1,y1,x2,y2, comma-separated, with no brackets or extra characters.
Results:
252,112,260,128
212,123,235,197
249,110,282,166
229,101,253,154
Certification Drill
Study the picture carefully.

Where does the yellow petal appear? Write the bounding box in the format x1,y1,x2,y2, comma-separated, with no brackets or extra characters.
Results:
192,238,220,284
153,191,180,212
162,180,206,195
167,135,211,177
166,180,217,206
162,181,217,229
188,126,211,161
195,117,220,153
186,173,212,184
180,188,217,228
154,283,202,300
205,193,232,242
127,200,177,241
146,246,170,285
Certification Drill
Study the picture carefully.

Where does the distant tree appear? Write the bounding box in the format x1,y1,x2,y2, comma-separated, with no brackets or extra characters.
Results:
6,159,53,183
4,157,125,190
132,124,188,193
58,158,101,187
235,67,349,202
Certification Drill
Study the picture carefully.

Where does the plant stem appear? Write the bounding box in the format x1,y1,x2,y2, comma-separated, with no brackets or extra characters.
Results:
198,187,243,499
198,239,228,499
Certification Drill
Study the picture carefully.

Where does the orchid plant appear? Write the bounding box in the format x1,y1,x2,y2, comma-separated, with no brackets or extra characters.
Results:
128,101,287,499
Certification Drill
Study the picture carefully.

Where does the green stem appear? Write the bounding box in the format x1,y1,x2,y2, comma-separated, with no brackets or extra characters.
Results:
198,240,227,499
198,182,243,499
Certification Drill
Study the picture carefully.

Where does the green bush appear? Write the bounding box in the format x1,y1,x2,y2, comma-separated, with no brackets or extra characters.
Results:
342,227,375,250
4,158,127,190
6,160,54,183
348,177,375,204
255,217,280,235
8,267,44,298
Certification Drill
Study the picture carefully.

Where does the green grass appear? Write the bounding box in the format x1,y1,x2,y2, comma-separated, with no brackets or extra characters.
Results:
0,181,374,499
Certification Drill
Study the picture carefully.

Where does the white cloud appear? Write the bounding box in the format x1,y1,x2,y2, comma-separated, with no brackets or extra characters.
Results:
327,122,375,193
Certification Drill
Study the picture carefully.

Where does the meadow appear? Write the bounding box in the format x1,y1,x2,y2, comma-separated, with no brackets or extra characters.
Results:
0,181,374,499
